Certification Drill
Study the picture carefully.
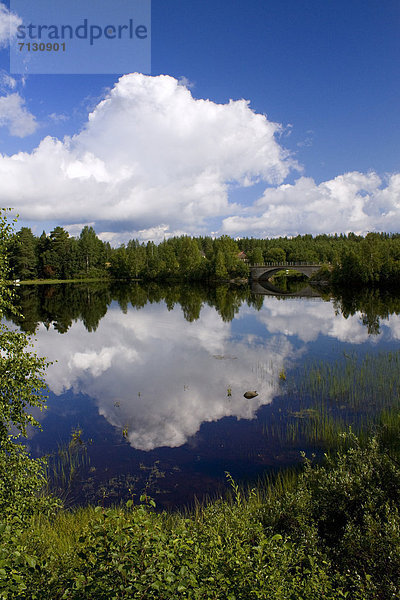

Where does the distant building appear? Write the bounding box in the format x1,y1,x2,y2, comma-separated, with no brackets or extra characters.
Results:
237,251,248,262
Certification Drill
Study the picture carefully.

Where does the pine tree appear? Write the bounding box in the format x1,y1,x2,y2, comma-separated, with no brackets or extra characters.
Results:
12,227,38,280
214,249,228,279
79,225,105,275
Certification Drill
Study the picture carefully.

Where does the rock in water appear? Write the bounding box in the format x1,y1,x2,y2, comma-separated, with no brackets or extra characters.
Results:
243,391,258,399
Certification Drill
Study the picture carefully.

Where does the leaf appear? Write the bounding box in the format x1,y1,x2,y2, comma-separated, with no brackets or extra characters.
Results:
24,555,37,569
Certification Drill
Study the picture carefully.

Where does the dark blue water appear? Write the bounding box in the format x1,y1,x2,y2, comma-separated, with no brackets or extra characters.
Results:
15,283,400,508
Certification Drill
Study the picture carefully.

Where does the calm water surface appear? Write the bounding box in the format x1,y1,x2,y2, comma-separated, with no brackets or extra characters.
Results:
10,282,400,508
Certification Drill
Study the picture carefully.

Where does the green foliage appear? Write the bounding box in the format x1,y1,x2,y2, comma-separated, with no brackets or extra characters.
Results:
0,209,59,524
264,247,286,263
309,263,331,282
0,210,16,312
6,224,400,287
9,227,38,280
0,445,58,520
8,497,335,599
0,323,48,444
248,246,264,265
5,431,400,598
214,249,228,278
257,429,400,599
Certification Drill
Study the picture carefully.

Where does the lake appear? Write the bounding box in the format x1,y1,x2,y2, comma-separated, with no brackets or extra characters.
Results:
9,281,400,509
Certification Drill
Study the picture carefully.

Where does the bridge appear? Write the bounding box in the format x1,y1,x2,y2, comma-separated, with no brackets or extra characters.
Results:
250,262,322,282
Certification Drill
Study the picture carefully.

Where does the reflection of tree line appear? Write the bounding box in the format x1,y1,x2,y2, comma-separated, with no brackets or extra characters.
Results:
334,288,400,335
9,282,112,334
7,282,400,335
8,282,263,334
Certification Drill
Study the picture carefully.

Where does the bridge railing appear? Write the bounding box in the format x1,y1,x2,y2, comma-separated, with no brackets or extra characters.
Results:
250,262,321,268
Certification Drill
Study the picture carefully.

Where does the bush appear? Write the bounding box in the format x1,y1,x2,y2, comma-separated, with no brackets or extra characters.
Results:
260,432,400,599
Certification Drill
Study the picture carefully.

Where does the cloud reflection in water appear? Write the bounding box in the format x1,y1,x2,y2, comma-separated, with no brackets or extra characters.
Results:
33,303,289,450
30,294,395,451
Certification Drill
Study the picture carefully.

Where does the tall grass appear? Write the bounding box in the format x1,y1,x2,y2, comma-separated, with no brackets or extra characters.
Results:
42,428,89,506
262,350,400,449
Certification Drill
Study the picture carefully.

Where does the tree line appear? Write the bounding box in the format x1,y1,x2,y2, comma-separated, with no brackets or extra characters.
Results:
7,225,400,287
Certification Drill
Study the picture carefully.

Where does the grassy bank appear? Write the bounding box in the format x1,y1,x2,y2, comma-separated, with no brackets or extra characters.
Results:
7,277,110,285
2,422,400,599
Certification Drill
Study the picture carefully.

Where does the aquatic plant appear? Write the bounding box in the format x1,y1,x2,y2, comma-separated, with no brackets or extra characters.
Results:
43,430,90,506
262,350,400,450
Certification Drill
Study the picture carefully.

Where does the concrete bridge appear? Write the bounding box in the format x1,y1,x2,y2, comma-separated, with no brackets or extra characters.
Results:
250,262,322,282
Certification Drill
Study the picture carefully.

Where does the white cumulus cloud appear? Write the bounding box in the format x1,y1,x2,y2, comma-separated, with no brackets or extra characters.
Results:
0,71,17,90
0,92,37,137
0,72,398,239
0,73,294,235
222,172,400,237
0,2,21,47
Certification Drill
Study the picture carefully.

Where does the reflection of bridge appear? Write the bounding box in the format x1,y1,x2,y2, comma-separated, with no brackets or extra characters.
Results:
251,280,322,297
250,262,322,282
250,263,323,297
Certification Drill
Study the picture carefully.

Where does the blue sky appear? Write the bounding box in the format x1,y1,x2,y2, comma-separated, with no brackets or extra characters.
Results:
0,0,399,243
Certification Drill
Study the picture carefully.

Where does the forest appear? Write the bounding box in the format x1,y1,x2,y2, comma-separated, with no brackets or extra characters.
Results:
7,225,400,287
